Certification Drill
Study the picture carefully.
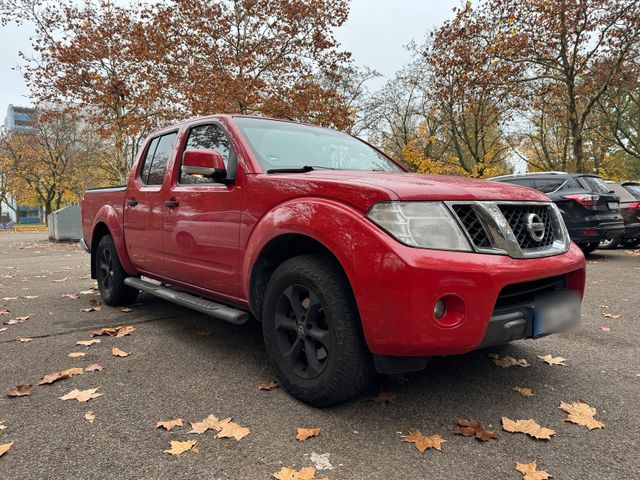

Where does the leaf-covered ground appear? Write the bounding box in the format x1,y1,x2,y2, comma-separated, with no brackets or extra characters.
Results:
1,233,639,479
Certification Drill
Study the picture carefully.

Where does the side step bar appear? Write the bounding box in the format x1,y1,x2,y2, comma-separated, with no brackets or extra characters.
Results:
124,277,249,325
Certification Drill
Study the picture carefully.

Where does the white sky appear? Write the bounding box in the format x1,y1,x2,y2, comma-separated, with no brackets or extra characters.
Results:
0,0,460,119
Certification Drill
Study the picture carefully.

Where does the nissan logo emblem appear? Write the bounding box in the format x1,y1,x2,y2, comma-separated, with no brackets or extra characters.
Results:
525,213,545,242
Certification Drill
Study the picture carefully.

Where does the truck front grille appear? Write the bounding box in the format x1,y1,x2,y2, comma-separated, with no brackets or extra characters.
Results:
494,274,565,309
451,205,492,248
498,205,555,249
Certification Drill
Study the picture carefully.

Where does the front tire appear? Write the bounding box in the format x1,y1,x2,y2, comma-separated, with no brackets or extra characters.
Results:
95,235,139,306
262,254,374,407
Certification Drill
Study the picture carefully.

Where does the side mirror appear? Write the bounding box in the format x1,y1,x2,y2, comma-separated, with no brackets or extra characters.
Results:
182,149,227,181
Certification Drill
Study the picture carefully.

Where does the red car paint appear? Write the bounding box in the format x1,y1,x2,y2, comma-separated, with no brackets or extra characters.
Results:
82,115,586,357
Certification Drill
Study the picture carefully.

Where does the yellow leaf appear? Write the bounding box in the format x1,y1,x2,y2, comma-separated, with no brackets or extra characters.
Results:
512,386,534,397
272,466,327,480
403,431,445,454
77,339,101,346
0,441,14,458
163,440,197,456
188,415,227,434
59,388,102,402
85,364,103,372
216,420,250,441
537,354,566,366
559,401,604,430
296,427,321,441
68,352,87,358
516,461,552,480
17,337,33,343
156,418,184,431
84,411,96,423
112,347,130,357
489,353,530,368
502,417,555,440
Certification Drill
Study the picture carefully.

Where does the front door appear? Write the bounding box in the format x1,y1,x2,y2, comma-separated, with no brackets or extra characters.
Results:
124,131,178,276
162,122,242,300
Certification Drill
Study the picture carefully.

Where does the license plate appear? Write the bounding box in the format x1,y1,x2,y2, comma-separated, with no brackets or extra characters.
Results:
608,202,618,210
533,290,582,337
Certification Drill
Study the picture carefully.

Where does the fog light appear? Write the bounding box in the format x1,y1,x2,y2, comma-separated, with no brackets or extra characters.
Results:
434,299,446,319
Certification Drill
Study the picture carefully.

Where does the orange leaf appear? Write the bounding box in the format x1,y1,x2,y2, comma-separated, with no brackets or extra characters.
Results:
403,431,445,454
258,380,279,391
454,418,497,441
502,417,555,440
7,384,32,397
112,347,130,357
156,418,184,431
296,427,321,441
371,390,396,404
0,441,14,457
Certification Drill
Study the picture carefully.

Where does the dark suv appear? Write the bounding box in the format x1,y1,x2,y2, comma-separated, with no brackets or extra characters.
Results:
490,172,624,253
599,181,640,249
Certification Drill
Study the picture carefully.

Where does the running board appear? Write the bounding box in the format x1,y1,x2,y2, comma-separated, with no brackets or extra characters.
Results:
124,277,249,325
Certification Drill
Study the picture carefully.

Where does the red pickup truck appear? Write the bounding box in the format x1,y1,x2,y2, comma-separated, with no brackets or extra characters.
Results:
81,115,586,406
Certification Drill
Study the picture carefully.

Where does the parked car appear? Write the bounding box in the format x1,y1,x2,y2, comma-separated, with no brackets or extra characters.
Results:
490,172,624,254
81,115,586,406
599,181,640,249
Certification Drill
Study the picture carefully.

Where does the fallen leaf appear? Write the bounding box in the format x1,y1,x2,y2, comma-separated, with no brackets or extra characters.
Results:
76,339,101,346
559,401,604,430
112,347,130,357
599,305,609,309
258,380,279,391
0,327,7,332
602,313,621,319
272,467,327,480
189,415,227,434
79,289,95,295
68,352,87,358
62,294,79,299
0,421,5,430
85,364,103,372
454,418,497,441
600,326,611,332
59,388,102,402
89,298,101,306
296,427,321,441
403,431,445,454
488,353,530,368
84,411,96,423
23,295,38,299
4,316,29,325
17,337,33,343
7,384,32,397
119,307,133,313
157,418,184,431
38,367,84,385
2,297,17,301
163,440,197,456
0,441,14,458
512,386,534,397
80,307,101,313
387,373,410,385
91,325,135,337
371,390,396,404
54,277,69,283
0,309,10,315
216,420,250,441
537,354,566,366
502,417,555,440
516,461,552,480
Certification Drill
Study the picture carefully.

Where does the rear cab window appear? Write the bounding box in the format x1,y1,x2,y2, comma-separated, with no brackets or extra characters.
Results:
139,132,178,186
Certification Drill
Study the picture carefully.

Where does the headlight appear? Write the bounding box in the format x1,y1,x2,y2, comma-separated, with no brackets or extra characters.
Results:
367,201,471,251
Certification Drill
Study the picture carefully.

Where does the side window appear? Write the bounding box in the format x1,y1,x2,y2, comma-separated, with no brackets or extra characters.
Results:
504,179,534,188
533,178,566,193
139,137,160,184
180,123,235,184
147,132,178,186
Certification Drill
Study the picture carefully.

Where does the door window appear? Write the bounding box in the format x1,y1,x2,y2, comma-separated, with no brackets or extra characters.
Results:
533,178,567,193
180,124,235,184
139,137,160,184
147,132,178,185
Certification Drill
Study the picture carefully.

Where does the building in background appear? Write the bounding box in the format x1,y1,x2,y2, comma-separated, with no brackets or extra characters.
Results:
1,104,44,224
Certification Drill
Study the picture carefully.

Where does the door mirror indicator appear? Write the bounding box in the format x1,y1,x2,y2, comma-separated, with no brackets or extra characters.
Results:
182,149,227,181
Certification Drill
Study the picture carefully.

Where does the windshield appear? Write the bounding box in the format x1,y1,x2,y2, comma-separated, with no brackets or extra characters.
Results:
234,117,401,172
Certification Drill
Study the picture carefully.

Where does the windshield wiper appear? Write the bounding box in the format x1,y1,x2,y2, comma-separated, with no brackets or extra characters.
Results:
266,165,337,174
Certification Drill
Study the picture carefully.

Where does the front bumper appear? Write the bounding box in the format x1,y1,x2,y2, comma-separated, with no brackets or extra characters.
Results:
352,240,586,358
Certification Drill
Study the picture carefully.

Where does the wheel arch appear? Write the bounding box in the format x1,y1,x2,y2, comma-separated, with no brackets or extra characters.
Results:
89,205,138,278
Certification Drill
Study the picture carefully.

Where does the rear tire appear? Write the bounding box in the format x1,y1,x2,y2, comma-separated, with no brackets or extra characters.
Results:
578,242,599,254
622,238,640,248
261,254,375,407
95,235,139,306
598,237,620,250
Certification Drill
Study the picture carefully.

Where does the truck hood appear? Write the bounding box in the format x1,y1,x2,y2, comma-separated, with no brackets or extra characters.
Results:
296,171,549,202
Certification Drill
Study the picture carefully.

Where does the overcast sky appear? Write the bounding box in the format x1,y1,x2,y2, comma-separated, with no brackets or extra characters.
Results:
0,0,460,119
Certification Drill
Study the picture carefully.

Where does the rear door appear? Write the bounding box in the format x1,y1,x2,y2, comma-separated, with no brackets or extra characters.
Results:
124,131,178,275
162,122,243,300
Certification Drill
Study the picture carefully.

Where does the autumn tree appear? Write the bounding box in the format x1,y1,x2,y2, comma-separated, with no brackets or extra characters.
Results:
0,109,99,217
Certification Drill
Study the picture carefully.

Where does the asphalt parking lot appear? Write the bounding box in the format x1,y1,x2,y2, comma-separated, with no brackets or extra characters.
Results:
1,232,639,479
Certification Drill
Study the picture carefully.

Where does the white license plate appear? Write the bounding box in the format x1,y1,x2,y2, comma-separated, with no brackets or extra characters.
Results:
533,290,582,337
608,202,618,210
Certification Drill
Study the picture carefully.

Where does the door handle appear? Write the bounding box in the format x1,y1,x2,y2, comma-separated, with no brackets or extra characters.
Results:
164,200,179,208
127,199,138,207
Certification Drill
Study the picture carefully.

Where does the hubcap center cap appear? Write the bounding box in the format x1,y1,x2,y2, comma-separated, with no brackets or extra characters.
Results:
296,324,305,336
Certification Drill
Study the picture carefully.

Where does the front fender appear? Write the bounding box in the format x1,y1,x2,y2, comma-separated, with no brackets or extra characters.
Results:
92,204,138,276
